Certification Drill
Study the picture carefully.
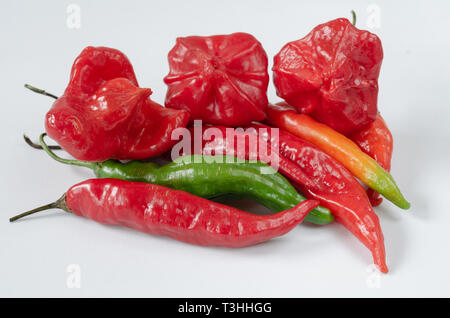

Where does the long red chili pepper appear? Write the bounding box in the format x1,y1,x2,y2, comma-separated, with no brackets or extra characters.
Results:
350,114,393,206
10,179,319,248
247,123,388,273
172,124,388,272
171,125,314,190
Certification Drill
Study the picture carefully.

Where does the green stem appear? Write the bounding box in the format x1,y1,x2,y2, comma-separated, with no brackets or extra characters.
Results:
24,84,59,100
24,134,62,150
351,10,357,26
39,133,95,169
9,195,69,222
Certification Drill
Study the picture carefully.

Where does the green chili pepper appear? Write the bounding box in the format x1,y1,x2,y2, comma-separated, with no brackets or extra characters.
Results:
38,133,333,224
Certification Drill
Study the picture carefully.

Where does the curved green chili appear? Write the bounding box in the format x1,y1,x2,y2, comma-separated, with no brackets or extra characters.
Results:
38,133,333,224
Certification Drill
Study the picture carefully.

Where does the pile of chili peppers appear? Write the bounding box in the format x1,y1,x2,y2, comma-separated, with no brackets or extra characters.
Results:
12,13,410,274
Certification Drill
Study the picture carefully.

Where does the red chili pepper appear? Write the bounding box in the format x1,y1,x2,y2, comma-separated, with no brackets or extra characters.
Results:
10,179,319,248
172,125,357,208
46,46,189,161
171,125,303,186
164,33,269,126
350,114,393,206
247,123,388,273
170,124,388,271
273,18,383,135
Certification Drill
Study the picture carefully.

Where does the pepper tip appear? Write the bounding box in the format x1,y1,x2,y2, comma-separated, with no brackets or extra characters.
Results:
397,199,411,210
378,264,389,274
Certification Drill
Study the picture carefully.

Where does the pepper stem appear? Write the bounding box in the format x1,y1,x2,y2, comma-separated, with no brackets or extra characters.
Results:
39,133,96,169
351,10,357,26
24,134,62,150
24,84,59,100
9,194,69,222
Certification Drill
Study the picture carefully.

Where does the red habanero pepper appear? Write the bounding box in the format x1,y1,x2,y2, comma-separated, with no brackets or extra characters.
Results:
164,33,269,126
10,179,319,247
350,114,393,206
273,18,383,135
46,46,189,161
247,123,388,273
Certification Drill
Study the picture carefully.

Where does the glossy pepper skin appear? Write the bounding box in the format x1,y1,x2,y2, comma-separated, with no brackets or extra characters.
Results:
351,114,393,206
248,123,388,272
164,33,269,126
169,126,334,224
37,134,332,225
12,179,320,247
273,18,383,135
46,46,189,161
266,103,410,210
102,156,331,225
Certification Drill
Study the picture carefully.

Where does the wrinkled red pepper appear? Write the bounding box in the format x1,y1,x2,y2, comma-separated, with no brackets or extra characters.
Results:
170,124,388,272
351,114,393,206
164,33,269,126
11,179,319,247
170,125,293,181
273,18,383,135
46,46,189,161
248,123,387,272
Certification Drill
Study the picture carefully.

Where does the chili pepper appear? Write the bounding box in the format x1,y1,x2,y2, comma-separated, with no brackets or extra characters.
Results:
350,114,393,206
37,133,333,225
272,17,383,135
247,122,388,272
9,178,319,247
164,32,269,126
172,124,345,223
43,46,189,161
172,125,324,196
172,124,388,270
265,102,410,210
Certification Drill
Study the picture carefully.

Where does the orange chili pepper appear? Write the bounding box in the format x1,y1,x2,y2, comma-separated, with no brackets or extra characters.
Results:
351,114,394,206
266,103,410,210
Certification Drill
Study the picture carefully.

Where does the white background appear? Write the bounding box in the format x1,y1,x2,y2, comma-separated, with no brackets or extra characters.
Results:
1,0,449,297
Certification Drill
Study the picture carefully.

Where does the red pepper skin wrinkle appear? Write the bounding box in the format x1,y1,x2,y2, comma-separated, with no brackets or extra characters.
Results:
45,46,189,161
248,123,388,273
273,18,383,135
164,33,269,126
65,179,319,247
350,114,393,206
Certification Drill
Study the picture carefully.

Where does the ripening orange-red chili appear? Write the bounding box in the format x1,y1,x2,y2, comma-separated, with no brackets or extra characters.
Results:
266,102,409,210
351,114,394,206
